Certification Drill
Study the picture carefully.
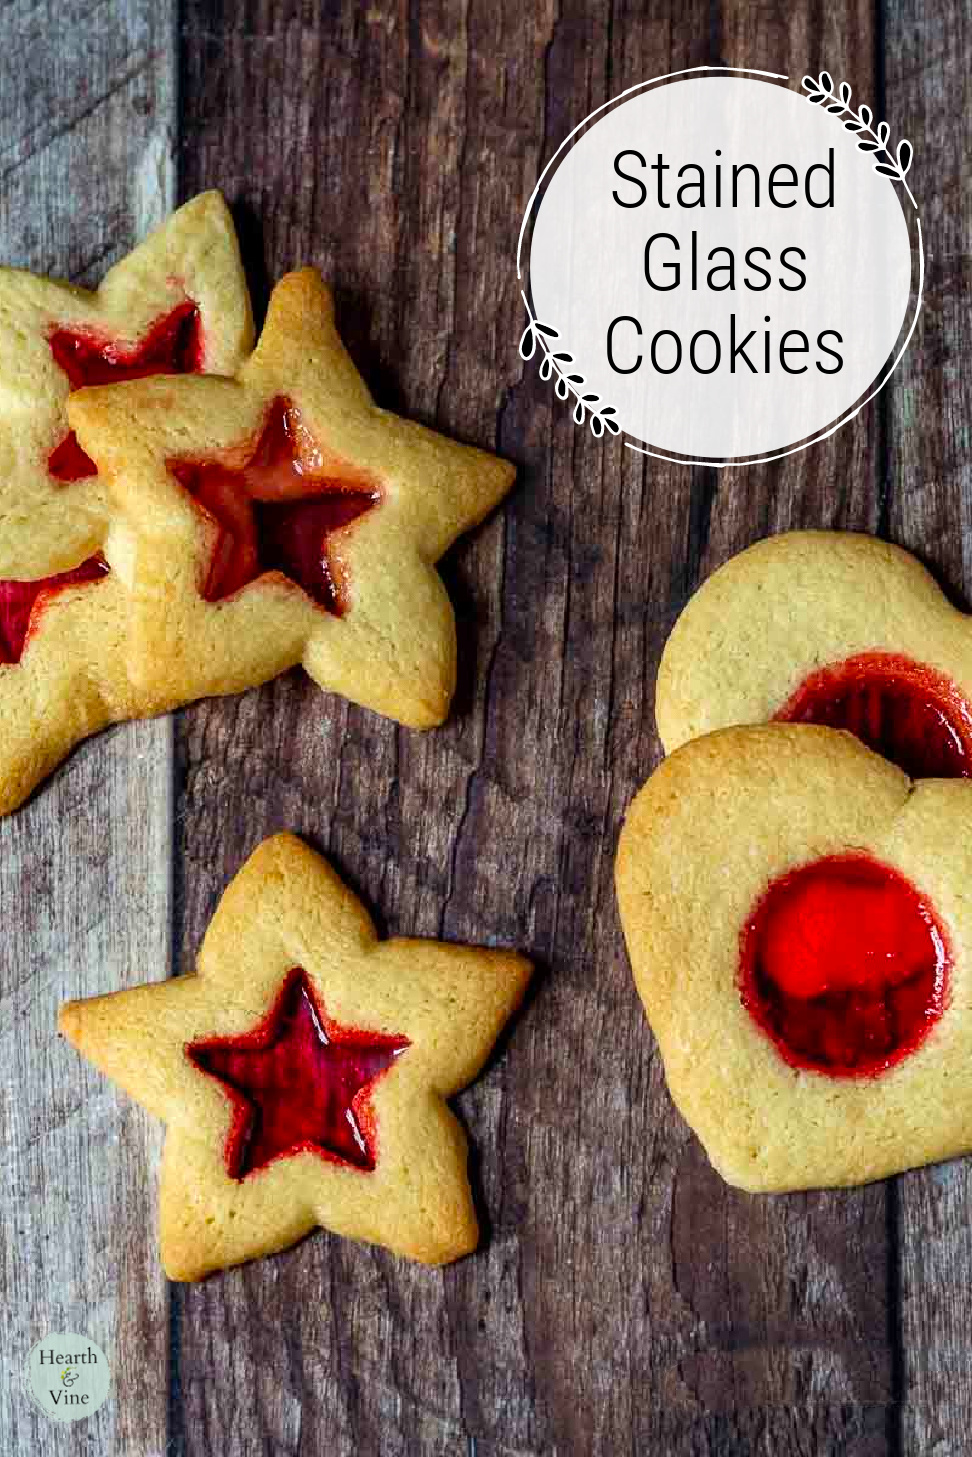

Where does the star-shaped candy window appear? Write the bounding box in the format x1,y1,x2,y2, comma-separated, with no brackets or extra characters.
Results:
67,268,516,729
187,967,409,1177
167,395,379,612
0,190,252,578
58,833,531,1280
0,193,253,816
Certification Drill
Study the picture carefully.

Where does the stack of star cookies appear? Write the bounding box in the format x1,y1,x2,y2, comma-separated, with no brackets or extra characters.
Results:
616,532,972,1192
9,195,531,1281
0,191,515,815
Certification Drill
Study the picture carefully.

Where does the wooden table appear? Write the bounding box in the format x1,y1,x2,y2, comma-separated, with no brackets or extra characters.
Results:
2,2,970,1453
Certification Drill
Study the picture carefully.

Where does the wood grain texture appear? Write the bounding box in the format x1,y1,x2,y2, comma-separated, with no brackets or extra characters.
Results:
6,0,971,1454
171,2,902,1456
661,7,895,1457
0,6,176,1455
885,3,972,1453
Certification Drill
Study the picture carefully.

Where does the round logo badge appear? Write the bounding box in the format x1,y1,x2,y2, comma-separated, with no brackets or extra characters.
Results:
25,1333,111,1423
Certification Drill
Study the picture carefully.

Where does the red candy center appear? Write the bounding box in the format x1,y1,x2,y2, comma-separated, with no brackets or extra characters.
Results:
0,554,110,665
740,854,949,1077
47,300,203,481
168,396,380,611
777,652,972,779
187,968,409,1179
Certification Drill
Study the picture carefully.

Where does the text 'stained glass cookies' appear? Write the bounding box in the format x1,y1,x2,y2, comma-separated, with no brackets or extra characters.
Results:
59,835,532,1279
0,192,253,812
67,267,516,729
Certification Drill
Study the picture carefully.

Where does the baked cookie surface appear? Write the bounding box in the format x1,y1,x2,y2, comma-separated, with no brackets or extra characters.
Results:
0,557,127,813
58,833,531,1279
67,268,516,728
0,190,252,577
0,192,253,814
656,532,972,778
615,724,972,1192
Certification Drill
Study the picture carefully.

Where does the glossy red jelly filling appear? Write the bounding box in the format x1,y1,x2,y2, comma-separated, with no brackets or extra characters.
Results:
48,431,103,482
187,967,409,1179
47,300,203,481
0,554,109,665
168,396,379,611
777,652,972,779
740,854,949,1077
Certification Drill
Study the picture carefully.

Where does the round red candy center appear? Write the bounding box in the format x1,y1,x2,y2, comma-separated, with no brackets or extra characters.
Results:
739,854,949,1077
777,652,972,779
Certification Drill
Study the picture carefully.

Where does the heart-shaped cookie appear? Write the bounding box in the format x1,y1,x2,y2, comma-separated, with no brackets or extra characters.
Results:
616,723,972,1191
656,532,972,779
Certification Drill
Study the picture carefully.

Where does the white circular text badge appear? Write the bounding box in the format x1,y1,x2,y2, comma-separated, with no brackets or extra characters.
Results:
519,68,920,465
25,1332,112,1424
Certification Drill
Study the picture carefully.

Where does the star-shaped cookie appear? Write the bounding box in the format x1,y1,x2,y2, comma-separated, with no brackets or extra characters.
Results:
66,268,516,728
0,192,253,813
58,833,531,1278
616,724,972,1192
0,189,253,576
656,532,972,779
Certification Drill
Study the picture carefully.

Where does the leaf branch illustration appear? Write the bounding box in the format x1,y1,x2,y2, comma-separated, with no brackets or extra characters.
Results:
802,72,916,207
518,291,621,438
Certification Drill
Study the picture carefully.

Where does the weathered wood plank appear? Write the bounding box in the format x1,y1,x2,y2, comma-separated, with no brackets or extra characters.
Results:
20,1,972,1453
0,4,175,1455
884,2,972,1452
622,5,893,1453
174,3,901,1456
176,3,470,1452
